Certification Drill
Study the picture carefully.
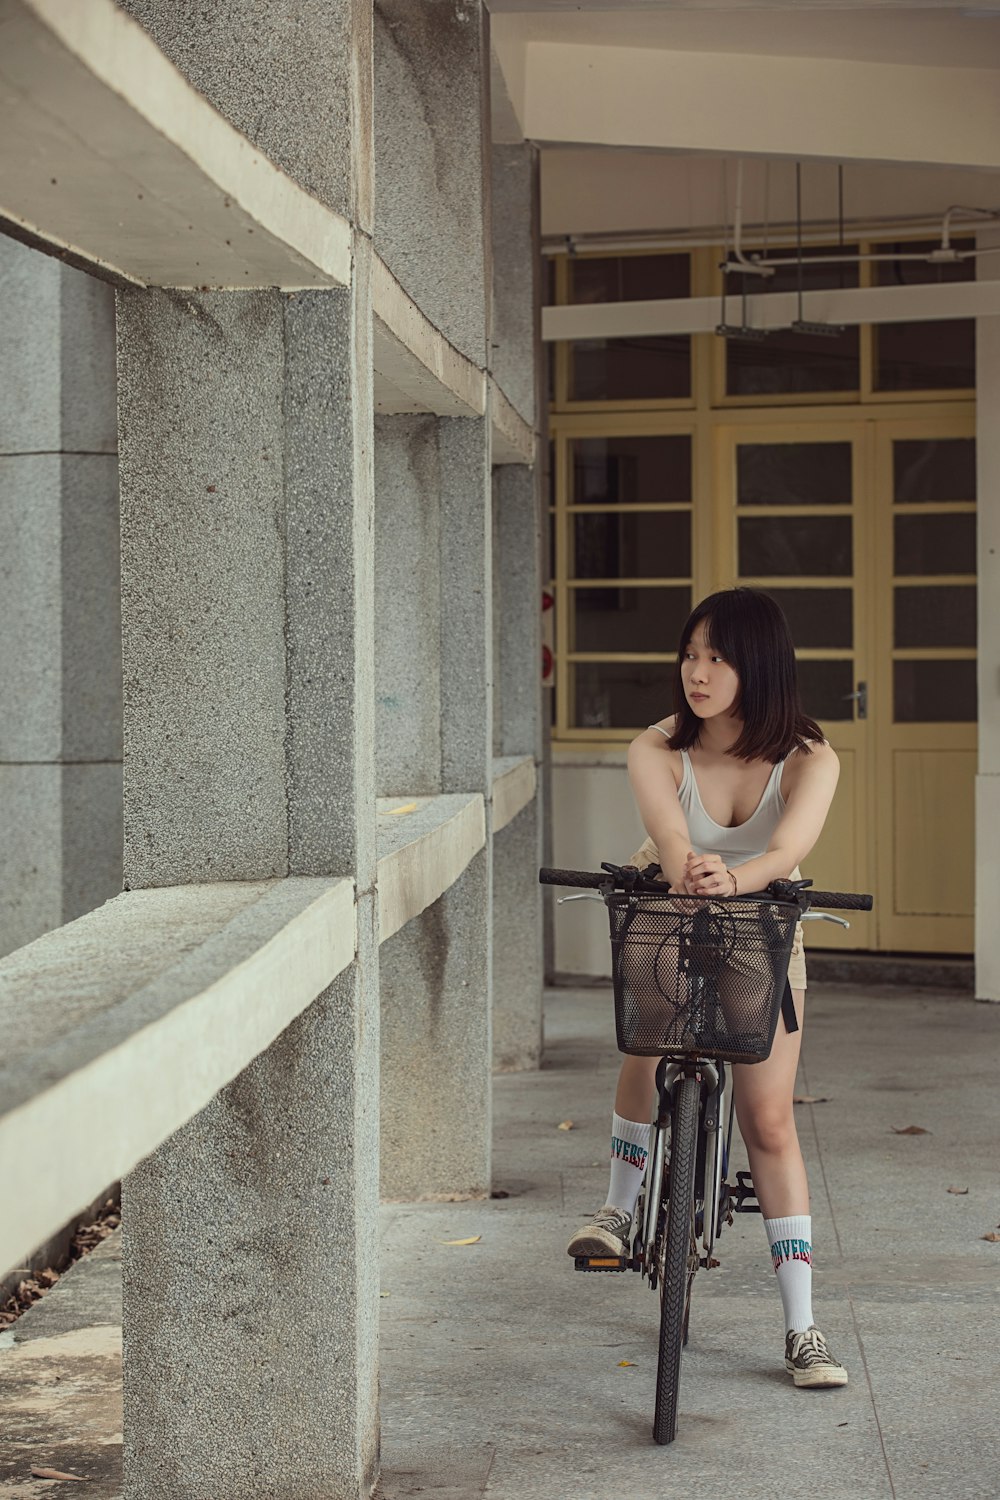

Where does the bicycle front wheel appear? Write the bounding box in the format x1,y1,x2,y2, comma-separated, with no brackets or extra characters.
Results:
653,1074,700,1445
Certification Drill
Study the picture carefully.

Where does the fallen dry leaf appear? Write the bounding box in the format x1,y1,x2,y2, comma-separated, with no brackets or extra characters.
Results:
793,1095,830,1105
384,802,417,816
617,1360,636,1367
557,1121,575,1131
439,1236,482,1246
891,1125,930,1135
947,1186,969,1195
981,1231,1000,1243
31,1470,84,1482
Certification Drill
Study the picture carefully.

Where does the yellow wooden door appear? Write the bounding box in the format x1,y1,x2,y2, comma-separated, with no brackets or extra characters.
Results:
713,422,874,950
714,418,977,953
872,418,977,952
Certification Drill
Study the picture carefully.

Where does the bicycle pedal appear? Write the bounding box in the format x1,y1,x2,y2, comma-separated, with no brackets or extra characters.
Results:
698,1255,721,1269
574,1254,632,1272
731,1170,762,1214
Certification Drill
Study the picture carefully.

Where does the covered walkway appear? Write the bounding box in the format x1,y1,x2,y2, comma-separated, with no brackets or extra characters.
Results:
377,983,997,1497
3,982,996,1499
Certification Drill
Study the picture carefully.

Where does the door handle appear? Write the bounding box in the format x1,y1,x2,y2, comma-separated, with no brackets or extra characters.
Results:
842,681,867,720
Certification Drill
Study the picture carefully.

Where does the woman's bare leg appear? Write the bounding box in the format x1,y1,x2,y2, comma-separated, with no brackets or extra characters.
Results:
731,987,809,1218
615,1053,659,1122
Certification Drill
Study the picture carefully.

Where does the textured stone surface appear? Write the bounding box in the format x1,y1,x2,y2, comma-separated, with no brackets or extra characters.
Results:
374,0,489,367
116,288,289,887
61,455,123,763
61,763,123,925
118,0,371,227
0,241,121,958
0,454,62,762
0,238,61,455
0,765,63,958
492,800,543,1071
491,144,539,427
439,417,493,795
380,849,492,1199
374,414,442,796
284,262,377,887
494,462,543,760
123,941,381,1498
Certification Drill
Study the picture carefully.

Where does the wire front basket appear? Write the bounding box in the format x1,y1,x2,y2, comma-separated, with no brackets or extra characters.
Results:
607,892,799,1064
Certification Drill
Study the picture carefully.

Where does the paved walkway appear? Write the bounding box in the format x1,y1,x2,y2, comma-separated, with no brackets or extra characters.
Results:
377,984,999,1499
2,984,998,1498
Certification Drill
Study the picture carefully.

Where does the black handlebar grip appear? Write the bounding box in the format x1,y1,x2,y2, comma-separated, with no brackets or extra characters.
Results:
807,890,873,911
538,866,608,888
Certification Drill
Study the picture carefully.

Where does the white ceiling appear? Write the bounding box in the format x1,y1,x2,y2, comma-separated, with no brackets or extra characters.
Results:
489,7,1000,70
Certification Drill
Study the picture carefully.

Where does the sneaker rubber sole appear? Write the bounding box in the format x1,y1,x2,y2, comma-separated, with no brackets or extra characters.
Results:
785,1358,849,1388
566,1226,627,1257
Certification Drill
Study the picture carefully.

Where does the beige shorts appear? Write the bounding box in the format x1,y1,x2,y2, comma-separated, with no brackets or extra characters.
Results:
626,836,807,993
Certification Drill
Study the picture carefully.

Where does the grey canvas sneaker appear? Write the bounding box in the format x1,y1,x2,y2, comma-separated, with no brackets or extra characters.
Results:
784,1325,849,1388
566,1206,632,1257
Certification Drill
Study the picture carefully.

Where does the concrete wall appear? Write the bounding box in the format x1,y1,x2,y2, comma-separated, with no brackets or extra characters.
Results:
374,0,489,365
374,415,442,797
0,236,121,958
550,751,645,979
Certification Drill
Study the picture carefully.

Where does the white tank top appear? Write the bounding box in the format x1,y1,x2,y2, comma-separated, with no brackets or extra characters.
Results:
677,747,786,868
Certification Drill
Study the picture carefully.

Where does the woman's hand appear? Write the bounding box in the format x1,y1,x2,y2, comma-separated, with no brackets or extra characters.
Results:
684,851,735,897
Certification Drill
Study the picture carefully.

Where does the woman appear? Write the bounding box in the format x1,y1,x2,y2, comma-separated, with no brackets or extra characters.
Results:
566,587,848,1388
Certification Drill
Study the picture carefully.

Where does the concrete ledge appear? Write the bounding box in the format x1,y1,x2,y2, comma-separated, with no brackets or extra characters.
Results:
373,255,487,418
0,0,352,288
490,379,535,466
543,279,1000,342
0,877,356,1276
492,755,537,834
377,794,486,943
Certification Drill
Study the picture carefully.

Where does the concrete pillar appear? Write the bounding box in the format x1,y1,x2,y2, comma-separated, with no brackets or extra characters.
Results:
492,464,544,1071
976,228,1000,1001
376,415,495,1197
116,4,379,1497
374,0,490,367
0,236,121,959
373,414,442,798
374,1,495,1196
489,140,544,1068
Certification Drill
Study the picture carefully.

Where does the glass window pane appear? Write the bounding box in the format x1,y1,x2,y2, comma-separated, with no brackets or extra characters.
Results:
765,588,853,649
570,435,691,505
894,660,977,723
569,253,689,305
875,321,975,393
796,659,855,721
894,514,975,576
895,586,977,648
573,661,673,730
570,336,691,401
739,516,852,577
572,587,691,654
736,443,852,506
573,512,691,580
893,439,976,505
874,239,975,392
726,245,860,395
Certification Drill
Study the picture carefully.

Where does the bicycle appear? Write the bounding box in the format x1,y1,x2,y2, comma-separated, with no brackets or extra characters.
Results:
538,861,873,1446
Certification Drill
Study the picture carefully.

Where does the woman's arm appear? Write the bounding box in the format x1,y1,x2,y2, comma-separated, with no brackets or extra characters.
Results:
626,720,693,890
689,742,841,896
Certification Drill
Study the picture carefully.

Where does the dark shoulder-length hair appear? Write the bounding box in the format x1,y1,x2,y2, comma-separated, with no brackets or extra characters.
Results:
669,587,824,762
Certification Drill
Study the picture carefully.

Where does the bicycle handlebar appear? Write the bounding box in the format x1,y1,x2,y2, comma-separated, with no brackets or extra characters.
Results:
538,865,873,912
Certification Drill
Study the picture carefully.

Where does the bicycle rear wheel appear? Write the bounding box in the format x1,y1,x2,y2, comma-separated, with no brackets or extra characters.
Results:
653,1074,700,1445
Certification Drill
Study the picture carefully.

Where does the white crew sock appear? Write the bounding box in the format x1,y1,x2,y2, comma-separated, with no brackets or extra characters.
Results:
763,1214,814,1334
606,1112,651,1219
